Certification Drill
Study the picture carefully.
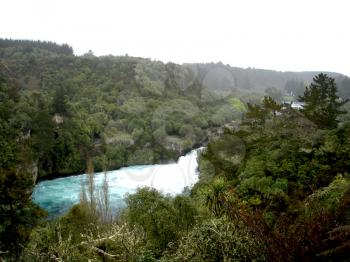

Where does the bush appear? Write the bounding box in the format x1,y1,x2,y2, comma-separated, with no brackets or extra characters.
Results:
162,217,266,262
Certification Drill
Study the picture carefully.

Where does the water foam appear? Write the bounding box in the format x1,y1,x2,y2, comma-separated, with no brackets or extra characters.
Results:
32,148,201,216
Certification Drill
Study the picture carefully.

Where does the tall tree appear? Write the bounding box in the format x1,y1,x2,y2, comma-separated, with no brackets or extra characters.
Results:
52,85,70,117
262,96,282,117
0,77,44,258
299,73,348,128
245,102,268,125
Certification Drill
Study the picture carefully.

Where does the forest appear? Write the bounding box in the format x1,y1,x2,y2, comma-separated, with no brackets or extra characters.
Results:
1,39,350,261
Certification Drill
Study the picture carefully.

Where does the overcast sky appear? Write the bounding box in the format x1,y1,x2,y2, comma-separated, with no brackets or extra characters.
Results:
1,0,349,76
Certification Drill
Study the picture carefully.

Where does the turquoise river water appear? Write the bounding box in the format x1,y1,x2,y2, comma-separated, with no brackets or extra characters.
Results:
32,148,201,217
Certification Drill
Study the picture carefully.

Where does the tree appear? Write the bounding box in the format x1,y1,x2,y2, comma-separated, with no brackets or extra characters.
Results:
30,92,55,176
124,188,177,255
173,195,197,232
0,77,21,169
52,85,70,117
245,102,268,125
204,177,228,216
162,218,266,262
0,169,44,257
0,77,44,258
262,96,282,117
299,73,348,128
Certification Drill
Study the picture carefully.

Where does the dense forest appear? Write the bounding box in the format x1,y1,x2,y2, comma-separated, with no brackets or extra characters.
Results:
1,38,349,179
1,39,350,261
0,38,251,179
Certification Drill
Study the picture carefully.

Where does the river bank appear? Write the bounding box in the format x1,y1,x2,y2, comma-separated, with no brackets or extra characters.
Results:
36,142,208,183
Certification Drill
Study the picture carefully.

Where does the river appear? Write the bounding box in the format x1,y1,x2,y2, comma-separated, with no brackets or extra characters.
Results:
32,148,202,217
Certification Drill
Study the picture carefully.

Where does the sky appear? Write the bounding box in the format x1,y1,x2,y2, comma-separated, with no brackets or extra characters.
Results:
1,0,349,76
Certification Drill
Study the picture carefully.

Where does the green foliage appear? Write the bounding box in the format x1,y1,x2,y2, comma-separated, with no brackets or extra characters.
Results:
197,95,350,260
0,38,73,55
202,132,246,175
162,218,266,262
0,39,243,179
262,96,282,117
0,75,45,259
0,170,45,259
22,220,151,261
202,177,229,216
304,175,350,216
0,76,21,169
1,39,349,180
245,102,268,125
299,73,348,128
229,97,247,112
123,187,197,256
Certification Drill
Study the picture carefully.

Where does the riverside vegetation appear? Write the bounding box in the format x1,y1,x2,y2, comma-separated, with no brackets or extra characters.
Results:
1,39,350,261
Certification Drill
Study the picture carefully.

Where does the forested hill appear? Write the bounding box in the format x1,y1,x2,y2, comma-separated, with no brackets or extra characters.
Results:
0,38,349,179
1,38,349,98
184,63,350,99
0,38,73,55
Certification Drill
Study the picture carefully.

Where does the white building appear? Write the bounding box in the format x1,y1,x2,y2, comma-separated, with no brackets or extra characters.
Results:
291,101,304,109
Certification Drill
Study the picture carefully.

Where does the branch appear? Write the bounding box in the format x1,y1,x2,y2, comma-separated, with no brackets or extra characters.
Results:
90,246,118,258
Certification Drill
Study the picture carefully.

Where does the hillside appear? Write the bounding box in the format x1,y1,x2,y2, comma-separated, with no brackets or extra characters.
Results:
184,62,350,99
0,38,349,180
0,39,241,178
